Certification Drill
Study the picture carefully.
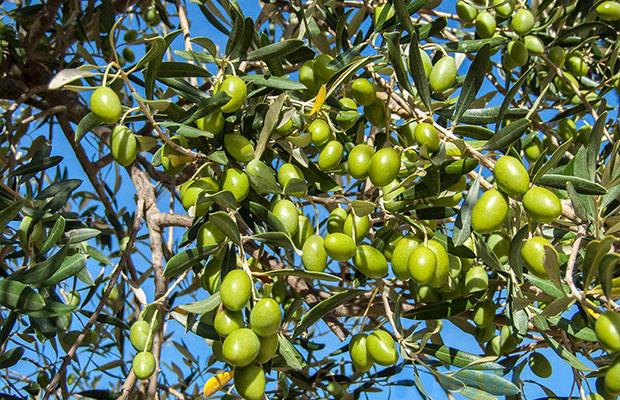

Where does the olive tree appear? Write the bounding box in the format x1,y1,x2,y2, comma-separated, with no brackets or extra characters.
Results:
0,0,619,399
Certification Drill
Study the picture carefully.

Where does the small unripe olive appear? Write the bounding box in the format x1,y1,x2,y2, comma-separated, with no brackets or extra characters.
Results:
524,35,545,55
353,245,388,278
224,134,254,162
223,328,260,367
256,334,279,364
343,213,370,243
196,111,224,135
456,1,478,22
364,101,387,126
336,97,359,130
368,148,401,187
302,235,328,272
309,119,332,146
488,233,510,264
90,86,122,123
476,12,497,39
180,177,219,216
416,284,441,303
130,320,151,351
161,136,192,175
596,1,620,21
524,136,543,162
426,240,450,287
529,352,552,378
327,207,347,233
349,334,374,372
272,199,299,236
492,0,515,18
554,71,580,95
217,76,247,113
522,186,561,223
299,60,319,95
144,6,160,25
391,236,419,281
347,144,375,179
275,115,294,135
367,330,398,366
324,233,357,261
222,168,249,202
566,55,589,77
507,40,529,66
132,352,156,380
314,54,337,83
595,311,620,352
250,298,282,337
548,46,566,67
293,215,313,249
520,236,557,278
351,78,376,106
197,221,226,248
408,245,437,284
473,300,495,327
605,358,620,395
464,265,489,293
110,126,138,167
414,122,440,152
429,56,457,93
214,309,245,337
558,118,577,140
471,189,509,233
318,140,344,171
278,163,305,188
220,270,252,311
511,9,535,36
234,364,266,400
494,155,530,196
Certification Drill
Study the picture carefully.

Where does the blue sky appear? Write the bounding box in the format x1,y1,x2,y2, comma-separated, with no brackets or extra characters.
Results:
13,0,619,398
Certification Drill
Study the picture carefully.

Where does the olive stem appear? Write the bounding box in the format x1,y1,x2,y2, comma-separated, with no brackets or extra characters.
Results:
379,281,403,341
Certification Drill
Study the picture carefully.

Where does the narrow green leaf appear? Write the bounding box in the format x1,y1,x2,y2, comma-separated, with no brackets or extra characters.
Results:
537,174,607,195
600,253,620,301
66,228,100,244
0,200,24,230
259,268,342,282
42,254,88,286
294,289,365,336
508,224,529,282
531,139,574,183
240,75,306,90
277,334,307,369
0,279,45,311
453,125,494,140
164,246,218,278
48,68,97,90
402,297,477,320
384,32,413,94
453,175,480,246
12,156,63,177
452,369,520,396
497,66,534,127
254,93,286,161
209,211,240,245
421,344,504,371
0,347,24,369
444,37,508,53
484,118,530,150
175,293,221,314
454,44,490,123
157,61,211,78
247,39,304,61
75,112,102,142
542,333,592,371
160,122,214,139
409,32,431,111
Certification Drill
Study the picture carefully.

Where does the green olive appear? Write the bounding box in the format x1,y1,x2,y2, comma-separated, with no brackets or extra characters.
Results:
408,49,432,77
367,330,398,366
529,352,552,378
211,340,225,362
220,270,252,311
222,168,249,202
414,122,441,152
272,199,299,236
391,236,419,280
197,220,226,248
110,126,138,167
492,0,515,18
223,328,260,367
347,144,375,179
554,71,579,95
293,215,313,249
124,29,138,42
416,284,441,303
522,186,561,223
596,1,620,21
130,320,151,351
314,54,338,83
353,244,388,278
66,291,81,308
475,11,496,39
507,40,529,66
327,207,347,233
224,133,254,163
309,119,332,146
336,97,359,130
429,56,457,93
180,177,219,216
343,213,370,243
595,311,620,352
368,148,401,187
408,245,437,284
349,334,374,372
597,376,619,400
318,140,344,171
605,357,620,395
324,232,357,261
524,35,544,55
548,46,566,67
426,240,450,288
456,1,478,22
214,309,245,337
494,155,530,196
488,233,510,264
524,136,543,162
558,118,577,140
250,298,282,337
302,235,328,272
476,325,496,344
351,78,376,106
511,9,535,36
275,114,294,135
364,101,386,126
217,76,247,113
471,189,509,233
464,265,489,293
278,163,305,189
132,352,156,380
299,60,319,95
566,55,589,77
196,111,224,135
398,121,417,147
473,300,495,327
90,86,122,123
234,364,266,400
256,333,279,364
144,6,160,25
161,136,192,175
520,236,557,278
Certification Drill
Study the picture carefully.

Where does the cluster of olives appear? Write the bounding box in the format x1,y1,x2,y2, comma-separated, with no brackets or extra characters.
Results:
595,311,620,397
128,319,157,380
349,330,399,372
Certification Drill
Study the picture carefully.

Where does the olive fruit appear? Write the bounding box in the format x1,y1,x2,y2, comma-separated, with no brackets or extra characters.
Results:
368,148,401,187
66,291,81,308
90,86,122,123
529,353,552,378
351,78,376,106
456,1,478,23
326,381,345,399
234,364,265,400
596,1,620,21
313,54,337,83
473,300,495,327
367,330,398,366
197,221,226,248
275,115,294,135
353,245,388,278
278,163,305,188
224,134,254,162
488,233,510,264
522,186,561,223
520,236,557,278
256,334,279,364
471,189,509,233
426,240,450,287
511,9,535,36
217,76,247,113
494,155,530,196
161,136,192,175
302,235,328,272
476,12,496,39
250,298,282,337
336,97,359,130
299,60,318,95
524,136,543,161
429,56,457,93
124,29,137,42
596,376,619,400
327,207,347,233
349,334,374,372
222,168,249,202
416,284,441,303
364,101,386,126
595,311,620,352
309,119,332,146
324,232,357,261
558,118,577,140
132,352,156,379
464,265,489,292
293,215,313,248
391,236,419,280
197,111,224,135
548,46,566,67
414,122,440,152
567,55,589,77
347,144,375,179
605,357,620,395
180,177,219,216
408,245,437,284
507,40,529,67
492,0,514,18
130,320,151,351
110,126,138,167
408,49,432,77
318,140,344,171
343,213,370,243
144,6,160,25
524,35,544,55
272,199,299,236
220,270,252,311
222,328,260,367
214,309,245,337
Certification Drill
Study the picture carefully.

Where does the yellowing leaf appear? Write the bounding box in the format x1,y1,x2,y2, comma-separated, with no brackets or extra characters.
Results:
310,84,327,115
203,370,233,397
